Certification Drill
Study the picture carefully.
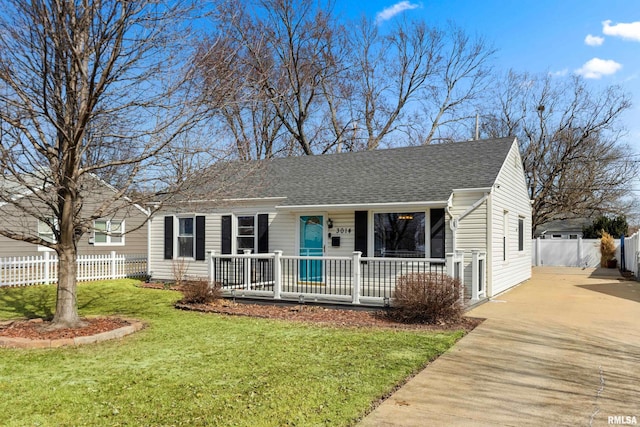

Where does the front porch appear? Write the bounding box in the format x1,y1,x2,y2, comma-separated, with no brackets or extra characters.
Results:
208,250,487,307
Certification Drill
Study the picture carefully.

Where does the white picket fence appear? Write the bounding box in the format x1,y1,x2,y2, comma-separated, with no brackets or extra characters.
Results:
0,251,147,287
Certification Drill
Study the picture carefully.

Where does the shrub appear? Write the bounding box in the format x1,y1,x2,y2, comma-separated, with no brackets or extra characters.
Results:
583,215,628,239
180,279,222,304
600,231,616,267
390,273,463,324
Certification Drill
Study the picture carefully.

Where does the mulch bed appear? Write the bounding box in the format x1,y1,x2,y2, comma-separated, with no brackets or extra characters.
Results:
0,317,132,340
175,300,482,331
138,282,482,331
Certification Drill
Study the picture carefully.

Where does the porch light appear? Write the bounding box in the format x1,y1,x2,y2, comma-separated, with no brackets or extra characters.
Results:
327,218,334,228
398,214,414,220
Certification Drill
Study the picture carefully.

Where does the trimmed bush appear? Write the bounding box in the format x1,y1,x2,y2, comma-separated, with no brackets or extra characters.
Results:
180,279,221,304
391,273,463,324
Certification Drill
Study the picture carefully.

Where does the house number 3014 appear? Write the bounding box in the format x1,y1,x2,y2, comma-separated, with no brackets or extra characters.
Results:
335,228,351,234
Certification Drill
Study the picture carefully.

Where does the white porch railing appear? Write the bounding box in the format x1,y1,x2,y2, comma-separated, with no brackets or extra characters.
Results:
0,251,147,287
209,250,476,307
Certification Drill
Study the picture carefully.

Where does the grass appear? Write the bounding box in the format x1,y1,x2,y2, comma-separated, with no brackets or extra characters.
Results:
0,280,465,426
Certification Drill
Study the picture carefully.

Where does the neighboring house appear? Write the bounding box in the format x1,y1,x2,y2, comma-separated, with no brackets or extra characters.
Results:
0,175,149,258
534,218,592,240
149,136,531,299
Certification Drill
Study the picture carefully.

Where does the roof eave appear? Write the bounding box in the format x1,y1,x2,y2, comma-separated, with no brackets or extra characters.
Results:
276,200,450,211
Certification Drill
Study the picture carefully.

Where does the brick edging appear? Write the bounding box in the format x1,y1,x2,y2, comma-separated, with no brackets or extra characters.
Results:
0,318,145,349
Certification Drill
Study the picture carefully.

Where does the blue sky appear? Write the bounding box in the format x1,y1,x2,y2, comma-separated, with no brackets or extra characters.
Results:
338,1,640,151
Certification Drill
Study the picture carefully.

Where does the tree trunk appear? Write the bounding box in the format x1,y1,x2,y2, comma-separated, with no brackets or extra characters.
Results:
51,188,85,329
52,245,85,328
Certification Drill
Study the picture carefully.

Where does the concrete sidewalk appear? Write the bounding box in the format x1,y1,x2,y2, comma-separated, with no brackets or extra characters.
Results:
359,267,640,426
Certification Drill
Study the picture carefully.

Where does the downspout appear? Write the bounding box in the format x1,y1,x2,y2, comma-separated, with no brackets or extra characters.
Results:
446,193,457,252
486,188,493,298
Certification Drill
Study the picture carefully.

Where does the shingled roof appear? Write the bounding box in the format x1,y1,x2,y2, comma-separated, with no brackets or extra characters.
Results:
198,136,516,207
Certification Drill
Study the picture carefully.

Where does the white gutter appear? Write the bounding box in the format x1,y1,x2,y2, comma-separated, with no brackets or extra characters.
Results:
277,200,449,211
451,187,493,193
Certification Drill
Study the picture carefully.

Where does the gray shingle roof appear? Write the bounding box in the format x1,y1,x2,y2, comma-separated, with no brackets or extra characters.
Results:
201,137,516,207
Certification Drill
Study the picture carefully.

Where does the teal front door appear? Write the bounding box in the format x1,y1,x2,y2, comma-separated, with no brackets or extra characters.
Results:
299,215,323,282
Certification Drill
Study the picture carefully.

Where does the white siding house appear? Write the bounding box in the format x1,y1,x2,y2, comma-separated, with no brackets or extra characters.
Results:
149,137,531,302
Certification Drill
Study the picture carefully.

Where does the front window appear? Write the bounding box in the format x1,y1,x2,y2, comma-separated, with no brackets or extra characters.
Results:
178,217,194,258
237,215,256,253
374,212,425,258
94,220,124,245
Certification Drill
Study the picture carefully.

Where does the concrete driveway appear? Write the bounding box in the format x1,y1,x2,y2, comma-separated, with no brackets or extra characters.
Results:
359,267,640,426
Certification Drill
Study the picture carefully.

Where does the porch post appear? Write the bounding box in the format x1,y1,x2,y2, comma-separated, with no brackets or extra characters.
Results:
471,250,479,301
273,251,282,300
352,251,361,304
208,250,215,286
243,249,252,290
445,253,454,278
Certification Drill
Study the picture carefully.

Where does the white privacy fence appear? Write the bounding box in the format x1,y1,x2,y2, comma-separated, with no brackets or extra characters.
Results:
0,251,147,287
532,238,604,268
618,232,640,277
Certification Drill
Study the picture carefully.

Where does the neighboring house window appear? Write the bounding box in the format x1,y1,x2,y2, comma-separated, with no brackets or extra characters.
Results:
569,234,578,239
374,212,425,258
237,215,256,253
38,219,56,243
178,217,195,258
518,216,524,252
93,220,124,245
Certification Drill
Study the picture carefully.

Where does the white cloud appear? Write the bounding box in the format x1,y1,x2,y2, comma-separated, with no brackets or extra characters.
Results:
575,58,622,79
602,20,640,42
375,1,421,24
550,68,569,77
584,34,604,46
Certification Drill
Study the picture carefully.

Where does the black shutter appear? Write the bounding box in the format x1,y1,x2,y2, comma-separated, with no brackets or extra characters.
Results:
195,216,206,260
221,215,232,254
164,216,173,260
354,211,368,257
257,214,269,253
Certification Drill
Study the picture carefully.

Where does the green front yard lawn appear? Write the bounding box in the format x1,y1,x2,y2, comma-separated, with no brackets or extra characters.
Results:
0,280,464,426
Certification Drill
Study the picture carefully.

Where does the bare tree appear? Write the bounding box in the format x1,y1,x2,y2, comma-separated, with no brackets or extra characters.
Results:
347,18,441,150
481,71,636,233
0,0,209,328
346,20,495,150
202,0,345,156
418,25,495,144
197,3,495,155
